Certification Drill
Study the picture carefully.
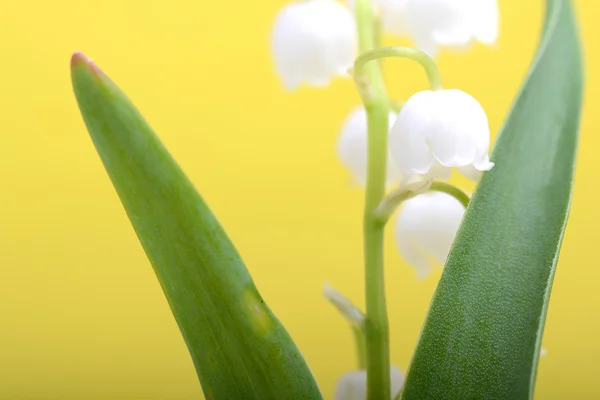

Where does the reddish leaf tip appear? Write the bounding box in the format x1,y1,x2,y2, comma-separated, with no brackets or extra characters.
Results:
71,51,89,67
71,52,103,76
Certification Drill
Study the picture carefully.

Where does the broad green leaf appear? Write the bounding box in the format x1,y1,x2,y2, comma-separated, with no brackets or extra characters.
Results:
71,53,323,400
401,0,583,398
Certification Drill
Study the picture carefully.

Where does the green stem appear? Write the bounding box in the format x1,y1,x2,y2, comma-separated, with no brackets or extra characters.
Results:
354,0,391,399
353,327,367,370
355,46,443,91
373,14,383,50
373,181,471,224
430,181,471,208
372,180,433,223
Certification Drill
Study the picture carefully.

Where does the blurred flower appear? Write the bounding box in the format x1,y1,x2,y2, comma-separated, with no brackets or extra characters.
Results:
373,0,410,36
389,89,494,182
338,107,404,186
395,191,465,278
271,0,356,90
334,366,404,400
375,0,499,57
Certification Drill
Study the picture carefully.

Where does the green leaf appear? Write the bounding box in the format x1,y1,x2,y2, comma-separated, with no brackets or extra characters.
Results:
401,0,583,399
71,53,323,400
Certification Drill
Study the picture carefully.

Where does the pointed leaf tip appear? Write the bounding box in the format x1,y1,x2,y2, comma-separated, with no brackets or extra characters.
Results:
71,52,103,76
71,52,90,68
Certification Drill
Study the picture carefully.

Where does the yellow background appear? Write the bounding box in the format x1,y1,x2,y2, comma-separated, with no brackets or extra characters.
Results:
0,1,597,399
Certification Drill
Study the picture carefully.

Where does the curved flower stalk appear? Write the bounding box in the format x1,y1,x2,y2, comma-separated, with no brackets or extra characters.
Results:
323,283,365,329
334,366,405,400
389,89,494,182
271,0,356,90
337,107,403,186
323,283,368,369
395,191,467,278
375,0,499,57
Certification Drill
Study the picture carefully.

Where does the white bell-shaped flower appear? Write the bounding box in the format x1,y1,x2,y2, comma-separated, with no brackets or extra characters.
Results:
396,192,465,278
389,89,494,182
271,0,356,90
375,0,499,57
338,107,403,186
334,366,405,400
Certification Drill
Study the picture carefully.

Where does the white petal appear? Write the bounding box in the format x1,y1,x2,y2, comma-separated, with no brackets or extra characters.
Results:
391,89,493,177
395,232,433,279
338,107,404,186
405,0,472,48
271,0,356,90
382,0,499,55
390,367,405,396
334,366,405,400
389,91,437,176
400,161,452,188
465,0,499,44
472,154,495,171
375,0,470,56
457,154,494,181
424,161,453,181
456,164,482,182
374,0,410,36
396,192,465,277
410,31,440,58
429,90,490,167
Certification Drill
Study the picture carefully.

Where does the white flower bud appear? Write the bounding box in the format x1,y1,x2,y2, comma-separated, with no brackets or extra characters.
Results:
395,192,465,278
338,107,403,186
334,366,405,400
375,0,499,57
389,89,494,182
271,0,357,90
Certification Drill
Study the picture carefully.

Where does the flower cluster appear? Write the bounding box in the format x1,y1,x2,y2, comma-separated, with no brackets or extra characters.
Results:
271,0,499,397
271,0,499,88
272,0,497,279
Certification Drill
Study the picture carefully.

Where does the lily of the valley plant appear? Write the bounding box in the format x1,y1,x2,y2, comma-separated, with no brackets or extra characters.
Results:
71,0,582,398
